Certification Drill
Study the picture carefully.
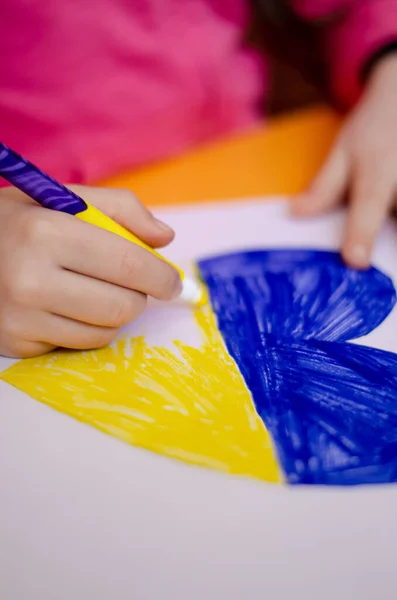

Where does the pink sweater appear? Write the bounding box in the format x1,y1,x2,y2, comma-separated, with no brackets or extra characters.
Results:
1,0,397,184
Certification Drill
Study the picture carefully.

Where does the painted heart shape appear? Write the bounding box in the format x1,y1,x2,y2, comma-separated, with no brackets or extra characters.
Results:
198,250,397,485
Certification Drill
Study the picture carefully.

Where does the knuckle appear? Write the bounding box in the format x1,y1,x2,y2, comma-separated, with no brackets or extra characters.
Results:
115,189,148,220
119,248,143,280
110,294,147,327
117,188,139,205
93,328,118,349
19,211,55,246
5,269,42,305
111,188,140,215
0,335,23,358
111,299,132,327
0,313,37,357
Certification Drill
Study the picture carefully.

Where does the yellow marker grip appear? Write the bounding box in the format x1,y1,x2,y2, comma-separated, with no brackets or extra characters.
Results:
77,203,185,280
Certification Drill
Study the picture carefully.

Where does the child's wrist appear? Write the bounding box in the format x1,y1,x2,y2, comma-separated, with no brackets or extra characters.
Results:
367,49,397,89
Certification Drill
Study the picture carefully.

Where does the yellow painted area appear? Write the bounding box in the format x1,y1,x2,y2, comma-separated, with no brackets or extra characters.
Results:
0,300,281,483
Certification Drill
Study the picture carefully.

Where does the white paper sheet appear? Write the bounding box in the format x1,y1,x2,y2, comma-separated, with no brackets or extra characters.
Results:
1,199,397,600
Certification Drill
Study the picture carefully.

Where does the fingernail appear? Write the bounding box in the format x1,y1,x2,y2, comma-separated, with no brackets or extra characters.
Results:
349,244,369,268
154,218,173,234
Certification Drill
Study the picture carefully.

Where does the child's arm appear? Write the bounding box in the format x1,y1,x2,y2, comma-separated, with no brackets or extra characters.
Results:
0,186,179,358
290,0,397,267
292,0,397,108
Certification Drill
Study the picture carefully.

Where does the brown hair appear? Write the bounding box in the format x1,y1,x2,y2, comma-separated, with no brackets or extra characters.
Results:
248,0,328,113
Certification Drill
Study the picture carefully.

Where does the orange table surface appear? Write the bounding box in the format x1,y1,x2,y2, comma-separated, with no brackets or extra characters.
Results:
101,106,342,207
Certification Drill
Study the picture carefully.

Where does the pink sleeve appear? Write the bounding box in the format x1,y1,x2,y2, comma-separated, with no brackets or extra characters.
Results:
292,0,397,107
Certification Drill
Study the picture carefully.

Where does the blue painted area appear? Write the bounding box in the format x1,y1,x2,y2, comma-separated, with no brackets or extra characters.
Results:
198,250,397,485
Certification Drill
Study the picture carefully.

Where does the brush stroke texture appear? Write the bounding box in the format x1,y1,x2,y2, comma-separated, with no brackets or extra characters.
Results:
0,302,280,483
198,250,397,485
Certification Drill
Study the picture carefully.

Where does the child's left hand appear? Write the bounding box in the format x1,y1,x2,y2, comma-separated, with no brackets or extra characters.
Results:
292,53,397,269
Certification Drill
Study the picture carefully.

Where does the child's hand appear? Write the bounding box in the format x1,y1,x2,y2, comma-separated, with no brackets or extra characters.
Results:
292,54,397,269
0,185,180,358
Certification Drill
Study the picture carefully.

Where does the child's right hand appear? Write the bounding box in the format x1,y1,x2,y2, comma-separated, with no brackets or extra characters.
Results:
0,185,180,358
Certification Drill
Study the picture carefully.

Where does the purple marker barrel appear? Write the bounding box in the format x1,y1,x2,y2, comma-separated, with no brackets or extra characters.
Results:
0,143,87,215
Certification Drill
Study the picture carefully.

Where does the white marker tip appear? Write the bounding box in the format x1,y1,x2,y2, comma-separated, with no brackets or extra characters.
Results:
179,277,204,305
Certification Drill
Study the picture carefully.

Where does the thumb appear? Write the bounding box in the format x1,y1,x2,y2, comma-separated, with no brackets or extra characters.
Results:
291,143,349,217
68,185,175,248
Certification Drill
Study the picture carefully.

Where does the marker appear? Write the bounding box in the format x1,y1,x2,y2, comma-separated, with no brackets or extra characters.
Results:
0,143,203,304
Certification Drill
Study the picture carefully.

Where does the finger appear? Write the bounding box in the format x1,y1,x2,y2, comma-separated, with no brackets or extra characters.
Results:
291,144,349,216
42,315,118,350
0,185,37,206
342,162,395,269
43,270,147,327
69,186,174,248
55,213,181,301
5,309,119,350
0,332,54,358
